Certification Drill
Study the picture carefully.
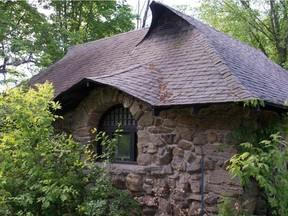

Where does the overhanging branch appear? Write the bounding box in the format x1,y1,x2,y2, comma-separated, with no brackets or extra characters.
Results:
0,54,36,69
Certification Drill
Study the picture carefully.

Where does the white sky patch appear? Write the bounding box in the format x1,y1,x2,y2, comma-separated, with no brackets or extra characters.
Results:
126,0,200,28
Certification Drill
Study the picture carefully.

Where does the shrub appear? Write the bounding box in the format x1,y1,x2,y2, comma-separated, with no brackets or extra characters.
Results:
228,133,288,215
0,83,140,216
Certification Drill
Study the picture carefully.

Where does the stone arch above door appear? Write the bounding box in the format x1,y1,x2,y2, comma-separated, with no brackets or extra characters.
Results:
69,86,152,145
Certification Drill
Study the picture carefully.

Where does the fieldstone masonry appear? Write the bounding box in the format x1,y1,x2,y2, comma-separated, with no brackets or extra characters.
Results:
54,87,277,215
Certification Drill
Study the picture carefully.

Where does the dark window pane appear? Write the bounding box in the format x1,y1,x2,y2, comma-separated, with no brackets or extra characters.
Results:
116,133,130,161
101,106,137,127
99,105,137,162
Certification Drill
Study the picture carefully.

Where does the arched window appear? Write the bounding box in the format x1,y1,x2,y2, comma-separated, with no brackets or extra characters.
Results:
98,105,137,162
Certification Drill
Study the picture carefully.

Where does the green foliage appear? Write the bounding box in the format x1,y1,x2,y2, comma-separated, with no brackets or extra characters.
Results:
0,83,140,216
92,128,121,163
0,1,48,84
217,197,251,216
80,164,140,216
197,0,288,68
0,0,135,85
231,109,279,148
38,0,135,67
242,99,264,108
228,133,288,215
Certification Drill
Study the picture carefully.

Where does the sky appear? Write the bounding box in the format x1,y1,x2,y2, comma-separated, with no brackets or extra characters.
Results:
126,0,200,28
127,0,200,9
36,0,201,28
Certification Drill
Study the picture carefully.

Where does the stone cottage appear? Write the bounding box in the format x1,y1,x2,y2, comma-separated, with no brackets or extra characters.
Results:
31,1,288,215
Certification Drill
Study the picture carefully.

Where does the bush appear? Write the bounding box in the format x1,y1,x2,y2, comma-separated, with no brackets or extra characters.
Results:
0,83,140,216
228,133,288,215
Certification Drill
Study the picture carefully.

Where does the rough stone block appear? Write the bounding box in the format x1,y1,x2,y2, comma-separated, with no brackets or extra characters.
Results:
138,111,154,126
156,178,169,188
193,134,207,145
137,130,151,143
152,151,172,165
209,169,240,186
142,206,157,216
144,177,154,185
189,194,201,201
171,157,187,171
125,173,143,192
201,143,228,155
204,158,215,170
168,178,177,188
142,183,153,194
130,100,141,116
171,188,186,201
178,139,193,150
188,202,202,216
123,95,134,108
161,164,173,174
148,126,173,134
176,115,195,126
184,151,195,163
194,146,202,155
138,141,149,154
187,158,201,174
205,206,218,214
158,198,172,214
178,174,191,192
175,126,191,134
159,110,167,119
181,132,194,141
143,195,158,206
163,119,175,128
208,184,243,196
167,109,177,119
189,180,200,193
173,133,181,144
150,134,165,147
204,192,219,205
153,186,169,197
154,117,163,126
161,133,176,144
73,127,91,138
117,92,125,103
137,153,152,165
207,132,218,143
173,147,184,157
147,144,158,154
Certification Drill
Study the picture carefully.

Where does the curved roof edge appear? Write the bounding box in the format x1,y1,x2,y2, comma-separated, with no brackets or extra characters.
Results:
31,1,288,111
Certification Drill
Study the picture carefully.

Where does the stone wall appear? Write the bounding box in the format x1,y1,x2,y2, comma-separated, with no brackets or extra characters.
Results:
55,87,278,215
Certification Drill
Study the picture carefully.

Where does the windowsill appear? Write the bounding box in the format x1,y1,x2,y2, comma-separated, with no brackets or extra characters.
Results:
107,163,164,174
97,161,165,174
113,160,137,165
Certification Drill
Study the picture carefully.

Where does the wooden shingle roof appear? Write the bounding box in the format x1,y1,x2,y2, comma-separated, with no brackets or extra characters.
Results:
31,1,288,108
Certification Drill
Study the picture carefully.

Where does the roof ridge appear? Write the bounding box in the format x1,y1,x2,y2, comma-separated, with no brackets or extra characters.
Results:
155,2,257,101
68,28,148,52
87,64,143,79
196,31,256,100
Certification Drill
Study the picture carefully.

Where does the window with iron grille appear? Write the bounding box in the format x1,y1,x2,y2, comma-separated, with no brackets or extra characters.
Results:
98,105,137,162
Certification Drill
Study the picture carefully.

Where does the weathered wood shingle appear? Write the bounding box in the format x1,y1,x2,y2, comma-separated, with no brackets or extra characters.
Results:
31,1,288,108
